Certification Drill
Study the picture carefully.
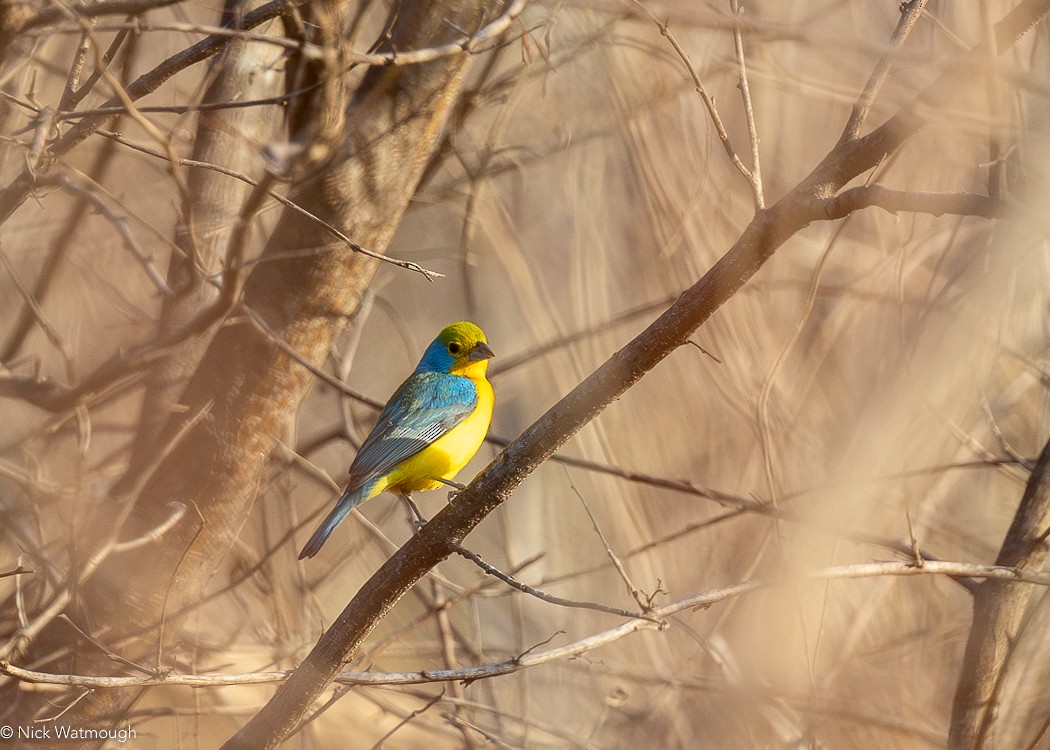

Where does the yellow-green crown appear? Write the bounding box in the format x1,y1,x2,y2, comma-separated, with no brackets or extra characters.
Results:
437,321,488,347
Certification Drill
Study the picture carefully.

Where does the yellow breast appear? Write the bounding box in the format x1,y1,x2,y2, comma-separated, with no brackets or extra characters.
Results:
381,374,494,495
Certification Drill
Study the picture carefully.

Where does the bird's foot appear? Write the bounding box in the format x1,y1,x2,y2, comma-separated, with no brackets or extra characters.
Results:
401,494,427,530
436,478,467,503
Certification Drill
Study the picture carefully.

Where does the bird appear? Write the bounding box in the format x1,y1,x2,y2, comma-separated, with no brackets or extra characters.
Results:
299,321,495,559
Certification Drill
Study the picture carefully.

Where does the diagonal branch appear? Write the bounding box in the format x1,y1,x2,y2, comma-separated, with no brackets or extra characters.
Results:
949,434,1050,749
841,0,930,141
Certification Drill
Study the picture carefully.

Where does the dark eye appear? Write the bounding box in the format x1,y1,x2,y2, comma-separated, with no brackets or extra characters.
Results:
447,342,462,355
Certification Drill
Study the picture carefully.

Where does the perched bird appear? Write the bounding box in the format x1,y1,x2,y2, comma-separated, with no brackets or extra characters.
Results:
299,321,495,559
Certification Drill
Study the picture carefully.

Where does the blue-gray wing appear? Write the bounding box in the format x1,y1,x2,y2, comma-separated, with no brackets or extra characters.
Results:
345,372,477,492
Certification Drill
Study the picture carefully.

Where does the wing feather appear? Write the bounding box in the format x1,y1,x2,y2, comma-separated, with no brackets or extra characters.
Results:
345,372,477,491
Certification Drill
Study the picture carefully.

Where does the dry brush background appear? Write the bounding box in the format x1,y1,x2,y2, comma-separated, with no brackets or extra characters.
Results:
2,0,1050,748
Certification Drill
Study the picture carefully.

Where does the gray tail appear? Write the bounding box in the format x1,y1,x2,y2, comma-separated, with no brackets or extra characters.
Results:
298,488,366,560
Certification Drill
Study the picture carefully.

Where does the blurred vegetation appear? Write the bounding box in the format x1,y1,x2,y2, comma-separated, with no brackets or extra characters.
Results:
2,0,1050,747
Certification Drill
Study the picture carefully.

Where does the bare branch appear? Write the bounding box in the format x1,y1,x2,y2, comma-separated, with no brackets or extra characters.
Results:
640,6,755,191
820,185,1000,219
81,126,445,280
37,170,175,295
21,0,187,32
0,279,235,411
950,434,1050,748
567,478,654,613
5,559,1050,691
0,566,34,580
841,0,930,141
729,0,764,209
452,544,658,622
28,0,526,68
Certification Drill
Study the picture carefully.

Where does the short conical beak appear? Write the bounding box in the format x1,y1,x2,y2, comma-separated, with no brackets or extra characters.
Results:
469,342,495,360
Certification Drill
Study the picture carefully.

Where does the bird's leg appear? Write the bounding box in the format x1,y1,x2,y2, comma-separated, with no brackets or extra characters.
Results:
400,493,427,530
435,477,467,503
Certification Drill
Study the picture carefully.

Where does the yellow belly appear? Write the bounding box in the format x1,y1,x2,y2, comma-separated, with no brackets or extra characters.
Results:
380,376,494,494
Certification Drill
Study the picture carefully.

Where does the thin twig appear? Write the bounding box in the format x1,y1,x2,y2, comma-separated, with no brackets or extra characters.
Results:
111,503,187,553
56,615,156,676
34,688,94,723
634,2,754,189
242,304,379,402
566,475,652,612
429,581,478,749
0,247,77,381
65,29,131,111
489,296,677,377
54,88,305,120
452,545,660,622
0,481,195,663
92,127,444,280
729,0,764,209
366,692,444,750
982,396,1034,471
0,566,34,580
841,0,930,141
41,169,175,295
